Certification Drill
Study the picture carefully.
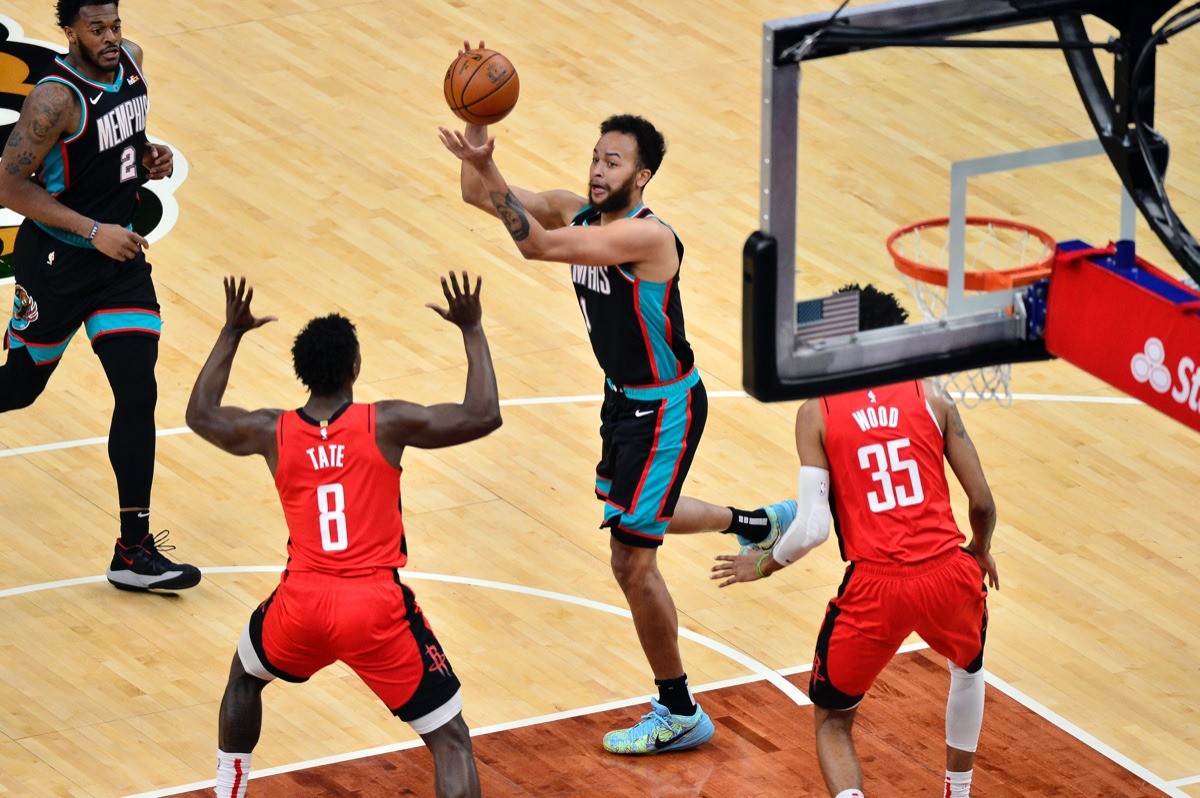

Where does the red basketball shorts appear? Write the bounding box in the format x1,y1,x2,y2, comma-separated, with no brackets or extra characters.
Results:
809,548,988,711
238,568,461,730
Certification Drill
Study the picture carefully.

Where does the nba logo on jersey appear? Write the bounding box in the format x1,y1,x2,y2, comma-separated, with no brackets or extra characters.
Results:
868,390,877,403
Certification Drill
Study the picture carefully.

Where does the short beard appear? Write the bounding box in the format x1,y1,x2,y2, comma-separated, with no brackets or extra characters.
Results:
591,174,638,215
78,42,117,74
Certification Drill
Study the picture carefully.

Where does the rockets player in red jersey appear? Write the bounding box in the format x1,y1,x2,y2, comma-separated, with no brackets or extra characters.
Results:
712,294,1000,798
186,273,499,798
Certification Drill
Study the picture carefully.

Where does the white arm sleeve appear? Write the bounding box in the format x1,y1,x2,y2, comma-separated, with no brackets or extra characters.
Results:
771,466,832,567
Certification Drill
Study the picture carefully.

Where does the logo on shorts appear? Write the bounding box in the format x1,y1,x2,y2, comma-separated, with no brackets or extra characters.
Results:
811,652,826,682
0,14,188,283
11,283,38,330
426,644,451,677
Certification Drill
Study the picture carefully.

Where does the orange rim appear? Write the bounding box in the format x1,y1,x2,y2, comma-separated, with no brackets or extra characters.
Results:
886,216,1056,291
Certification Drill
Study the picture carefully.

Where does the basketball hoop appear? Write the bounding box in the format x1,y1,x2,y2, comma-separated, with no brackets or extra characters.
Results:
886,216,1056,407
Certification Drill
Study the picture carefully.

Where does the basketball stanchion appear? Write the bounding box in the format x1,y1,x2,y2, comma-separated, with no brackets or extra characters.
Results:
887,216,1056,407
1045,241,1200,434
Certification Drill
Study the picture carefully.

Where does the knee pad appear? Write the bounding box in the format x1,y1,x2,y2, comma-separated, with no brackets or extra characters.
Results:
946,660,985,753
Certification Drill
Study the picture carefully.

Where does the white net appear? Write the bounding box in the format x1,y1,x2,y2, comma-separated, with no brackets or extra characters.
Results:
890,220,1055,408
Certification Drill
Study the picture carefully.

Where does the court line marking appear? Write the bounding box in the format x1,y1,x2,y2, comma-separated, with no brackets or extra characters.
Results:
2,569,1188,798
0,390,1144,460
983,673,1191,798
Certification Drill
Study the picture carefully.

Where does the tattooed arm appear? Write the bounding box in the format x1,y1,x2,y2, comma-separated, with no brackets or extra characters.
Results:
0,82,149,260
0,82,88,234
439,127,675,276
928,380,999,588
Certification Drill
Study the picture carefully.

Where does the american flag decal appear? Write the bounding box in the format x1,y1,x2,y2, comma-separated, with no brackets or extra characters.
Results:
795,291,860,339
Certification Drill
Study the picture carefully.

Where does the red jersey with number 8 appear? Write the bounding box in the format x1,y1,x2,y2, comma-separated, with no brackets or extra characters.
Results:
820,381,963,565
274,403,406,574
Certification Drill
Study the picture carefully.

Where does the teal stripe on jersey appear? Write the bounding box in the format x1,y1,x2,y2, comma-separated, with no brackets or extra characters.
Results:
40,144,66,196
6,326,77,364
84,310,162,341
622,391,691,536
636,279,679,382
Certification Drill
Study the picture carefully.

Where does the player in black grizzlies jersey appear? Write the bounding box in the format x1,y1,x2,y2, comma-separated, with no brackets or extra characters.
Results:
0,1,199,591
442,48,796,754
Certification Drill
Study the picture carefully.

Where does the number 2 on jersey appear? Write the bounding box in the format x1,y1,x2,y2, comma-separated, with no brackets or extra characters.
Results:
857,438,925,512
317,483,348,551
120,146,138,182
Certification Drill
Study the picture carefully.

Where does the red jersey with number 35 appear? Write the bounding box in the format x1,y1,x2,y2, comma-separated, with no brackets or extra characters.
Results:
274,403,406,574
820,381,964,565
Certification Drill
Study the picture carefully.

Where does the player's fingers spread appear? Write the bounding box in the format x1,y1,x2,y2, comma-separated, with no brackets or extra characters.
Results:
448,270,462,297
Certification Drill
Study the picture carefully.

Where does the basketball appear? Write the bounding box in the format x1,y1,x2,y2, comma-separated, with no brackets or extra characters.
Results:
443,48,520,126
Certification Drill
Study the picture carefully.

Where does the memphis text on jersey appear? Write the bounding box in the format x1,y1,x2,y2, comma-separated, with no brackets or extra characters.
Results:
96,94,149,153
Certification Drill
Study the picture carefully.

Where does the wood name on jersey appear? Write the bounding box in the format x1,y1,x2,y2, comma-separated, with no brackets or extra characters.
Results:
305,444,345,470
97,95,149,152
851,404,901,432
571,264,611,295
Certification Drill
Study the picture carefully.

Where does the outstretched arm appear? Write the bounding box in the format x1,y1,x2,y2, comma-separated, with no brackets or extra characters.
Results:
373,271,502,464
440,127,673,273
450,42,584,229
186,277,282,461
928,381,999,588
711,399,831,586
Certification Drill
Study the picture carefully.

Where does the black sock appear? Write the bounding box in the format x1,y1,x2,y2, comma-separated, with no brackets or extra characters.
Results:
656,674,697,716
723,506,771,543
119,509,150,547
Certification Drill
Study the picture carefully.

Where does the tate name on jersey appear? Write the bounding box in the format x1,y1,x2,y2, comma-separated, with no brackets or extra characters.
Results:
305,444,345,470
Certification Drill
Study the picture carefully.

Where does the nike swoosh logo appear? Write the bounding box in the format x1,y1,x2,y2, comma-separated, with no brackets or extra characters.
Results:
653,724,697,750
137,511,150,518
119,554,133,565
90,92,103,105
634,409,655,417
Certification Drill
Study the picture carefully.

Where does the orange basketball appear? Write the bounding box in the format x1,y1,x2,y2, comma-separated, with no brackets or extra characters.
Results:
443,48,520,126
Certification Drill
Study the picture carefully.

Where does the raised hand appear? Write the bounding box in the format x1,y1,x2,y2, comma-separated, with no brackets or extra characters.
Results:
426,270,483,330
458,39,486,56
438,126,496,171
223,275,278,335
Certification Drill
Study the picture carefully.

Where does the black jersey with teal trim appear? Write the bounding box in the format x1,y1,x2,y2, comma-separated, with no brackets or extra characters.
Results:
569,205,694,387
33,45,149,245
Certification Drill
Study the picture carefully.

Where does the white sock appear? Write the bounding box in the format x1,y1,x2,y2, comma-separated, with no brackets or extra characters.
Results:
835,790,865,798
944,769,972,797
215,750,252,798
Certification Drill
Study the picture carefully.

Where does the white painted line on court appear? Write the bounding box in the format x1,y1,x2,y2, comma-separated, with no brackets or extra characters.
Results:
1170,774,1200,787
0,426,192,459
121,673,774,798
983,672,1190,798
0,390,1145,460
0,564,808,798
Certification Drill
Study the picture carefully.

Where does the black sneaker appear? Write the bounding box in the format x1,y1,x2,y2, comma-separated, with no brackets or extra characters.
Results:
107,530,202,591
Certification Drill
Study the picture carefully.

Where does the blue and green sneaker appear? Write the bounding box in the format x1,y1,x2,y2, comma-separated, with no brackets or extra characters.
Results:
602,698,715,755
736,499,797,555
